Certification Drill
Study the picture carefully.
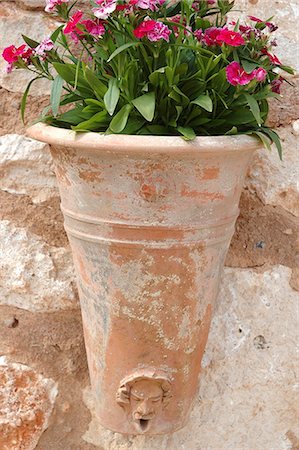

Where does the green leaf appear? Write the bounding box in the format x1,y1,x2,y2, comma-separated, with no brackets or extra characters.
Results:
120,118,145,134
244,93,262,126
132,92,155,122
241,60,258,73
178,126,196,140
191,94,213,112
50,25,64,43
279,65,295,75
57,108,92,125
104,78,120,116
50,75,64,117
72,111,109,131
22,35,39,48
262,128,283,160
21,77,42,123
225,126,238,135
84,68,107,99
109,104,132,133
252,131,272,152
107,42,140,62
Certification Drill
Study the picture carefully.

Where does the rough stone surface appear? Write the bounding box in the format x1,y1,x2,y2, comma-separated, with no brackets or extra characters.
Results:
0,134,58,203
267,77,299,129
82,265,299,450
15,0,45,10
0,357,57,450
0,220,77,312
246,126,299,217
0,2,55,95
0,305,98,450
226,190,298,270
0,190,68,247
0,88,50,136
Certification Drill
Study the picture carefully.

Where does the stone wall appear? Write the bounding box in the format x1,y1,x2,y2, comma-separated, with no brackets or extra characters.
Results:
0,1,298,449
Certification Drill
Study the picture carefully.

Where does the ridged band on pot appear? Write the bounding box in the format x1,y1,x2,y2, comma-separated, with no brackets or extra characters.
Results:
26,124,260,435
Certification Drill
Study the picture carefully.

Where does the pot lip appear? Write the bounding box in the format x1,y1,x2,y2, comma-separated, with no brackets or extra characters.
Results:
26,123,261,154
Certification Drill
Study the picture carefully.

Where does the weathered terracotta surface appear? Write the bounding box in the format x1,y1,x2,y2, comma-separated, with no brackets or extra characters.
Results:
26,124,260,435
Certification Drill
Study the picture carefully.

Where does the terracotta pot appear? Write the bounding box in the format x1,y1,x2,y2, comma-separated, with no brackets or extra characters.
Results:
26,124,259,435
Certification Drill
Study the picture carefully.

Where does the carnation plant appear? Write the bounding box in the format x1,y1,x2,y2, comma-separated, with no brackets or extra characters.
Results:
2,0,294,156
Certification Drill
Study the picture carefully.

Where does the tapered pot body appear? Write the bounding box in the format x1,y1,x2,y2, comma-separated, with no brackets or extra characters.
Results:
27,124,259,435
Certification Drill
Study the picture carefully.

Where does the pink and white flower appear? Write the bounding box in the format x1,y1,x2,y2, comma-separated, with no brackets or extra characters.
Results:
93,0,117,20
226,61,255,86
35,38,54,56
133,20,171,42
135,0,165,12
45,0,68,13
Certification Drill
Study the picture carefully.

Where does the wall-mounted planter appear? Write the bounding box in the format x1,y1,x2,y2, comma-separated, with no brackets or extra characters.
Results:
27,124,259,435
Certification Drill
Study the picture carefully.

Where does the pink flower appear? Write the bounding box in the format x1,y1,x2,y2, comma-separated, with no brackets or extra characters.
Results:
45,0,68,13
2,44,27,63
64,10,83,34
82,19,106,36
271,77,283,94
135,0,165,11
35,38,54,56
202,27,222,46
64,10,84,43
133,20,171,42
226,61,255,86
216,28,245,46
253,67,267,82
93,0,117,19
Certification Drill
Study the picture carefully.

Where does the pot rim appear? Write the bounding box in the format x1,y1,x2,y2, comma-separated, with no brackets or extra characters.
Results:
26,123,261,154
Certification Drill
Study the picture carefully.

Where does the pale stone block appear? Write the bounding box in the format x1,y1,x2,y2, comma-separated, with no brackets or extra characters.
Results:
0,220,77,312
246,126,299,217
0,134,58,203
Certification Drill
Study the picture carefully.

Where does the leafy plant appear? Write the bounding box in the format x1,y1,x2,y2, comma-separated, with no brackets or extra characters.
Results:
2,0,294,156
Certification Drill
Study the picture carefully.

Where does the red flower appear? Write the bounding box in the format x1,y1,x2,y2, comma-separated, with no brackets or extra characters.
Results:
82,19,105,36
248,16,262,22
271,77,283,94
133,20,171,41
261,49,281,65
133,20,156,38
216,28,245,47
64,10,84,35
2,44,27,63
202,27,222,46
226,61,255,86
